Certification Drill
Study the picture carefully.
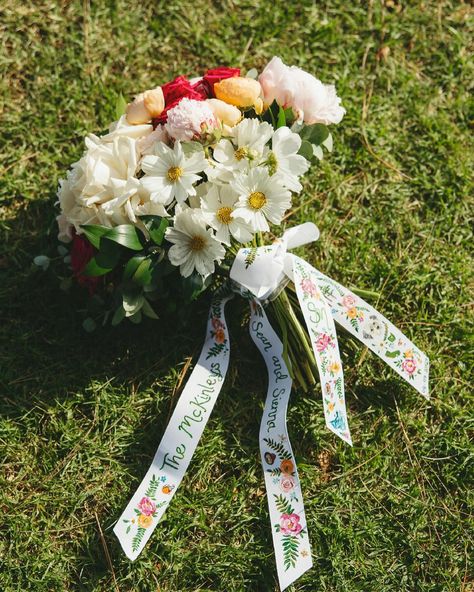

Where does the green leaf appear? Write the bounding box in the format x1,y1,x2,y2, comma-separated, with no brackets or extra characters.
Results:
82,317,96,332
128,309,143,324
111,305,126,326
299,123,329,146
81,224,110,249
182,141,204,157
83,257,111,277
277,106,286,128
298,140,314,161
122,284,145,316
142,299,159,319
123,255,146,280
133,258,153,286
104,225,144,251
95,237,122,269
139,215,169,245
115,92,127,119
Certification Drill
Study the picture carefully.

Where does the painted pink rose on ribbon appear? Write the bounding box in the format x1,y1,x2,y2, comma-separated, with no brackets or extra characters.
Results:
137,496,156,517
315,333,333,352
402,358,417,375
280,512,302,535
341,294,356,308
300,278,318,298
280,475,295,494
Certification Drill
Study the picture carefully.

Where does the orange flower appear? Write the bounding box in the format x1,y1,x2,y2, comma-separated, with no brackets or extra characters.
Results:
215,328,226,344
404,349,414,359
329,361,341,374
347,307,358,319
280,459,294,474
327,401,335,413
138,514,153,528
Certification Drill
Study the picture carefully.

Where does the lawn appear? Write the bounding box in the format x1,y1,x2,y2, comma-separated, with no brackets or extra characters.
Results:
1,1,473,591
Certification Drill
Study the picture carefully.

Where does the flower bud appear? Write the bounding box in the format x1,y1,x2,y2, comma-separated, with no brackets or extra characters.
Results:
206,98,242,127
214,77,263,114
126,87,165,124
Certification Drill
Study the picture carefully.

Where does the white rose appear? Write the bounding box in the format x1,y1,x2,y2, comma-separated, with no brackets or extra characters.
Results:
259,56,346,125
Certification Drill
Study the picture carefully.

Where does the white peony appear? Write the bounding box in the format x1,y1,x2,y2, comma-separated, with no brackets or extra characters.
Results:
166,206,225,278
165,98,217,142
259,56,346,125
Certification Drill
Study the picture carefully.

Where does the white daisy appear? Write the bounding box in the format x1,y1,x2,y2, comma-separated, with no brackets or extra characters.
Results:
211,118,273,181
231,167,292,232
265,126,310,192
200,183,254,245
166,207,225,278
141,141,207,205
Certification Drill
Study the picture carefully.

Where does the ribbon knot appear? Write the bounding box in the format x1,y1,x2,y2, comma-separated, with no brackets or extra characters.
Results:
114,223,429,591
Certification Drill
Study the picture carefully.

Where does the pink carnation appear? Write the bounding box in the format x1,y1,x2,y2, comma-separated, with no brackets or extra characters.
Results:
165,98,217,141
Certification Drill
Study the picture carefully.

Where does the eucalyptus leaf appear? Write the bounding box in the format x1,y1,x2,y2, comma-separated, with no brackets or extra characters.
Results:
82,317,97,332
299,123,329,146
312,144,324,161
245,68,258,79
322,132,333,152
298,140,314,161
33,255,50,270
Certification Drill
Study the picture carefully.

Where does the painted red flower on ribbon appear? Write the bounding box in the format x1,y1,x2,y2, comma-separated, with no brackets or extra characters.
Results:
280,513,302,536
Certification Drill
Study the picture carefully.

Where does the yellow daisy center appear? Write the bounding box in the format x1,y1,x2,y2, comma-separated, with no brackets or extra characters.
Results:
189,236,205,251
167,166,183,182
234,146,249,161
216,206,233,225
248,191,267,210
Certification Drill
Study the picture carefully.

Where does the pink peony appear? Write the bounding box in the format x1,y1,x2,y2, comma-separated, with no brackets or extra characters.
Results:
315,333,332,352
402,358,417,375
259,56,345,125
341,294,356,308
280,475,295,494
165,98,217,141
137,496,156,517
300,278,318,297
280,512,302,536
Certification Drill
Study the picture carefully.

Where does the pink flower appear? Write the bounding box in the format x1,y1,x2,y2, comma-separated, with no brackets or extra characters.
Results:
137,496,156,517
165,98,217,141
280,512,302,536
315,333,332,352
402,358,417,375
300,278,318,297
258,56,345,125
280,475,295,494
211,317,224,330
341,294,356,308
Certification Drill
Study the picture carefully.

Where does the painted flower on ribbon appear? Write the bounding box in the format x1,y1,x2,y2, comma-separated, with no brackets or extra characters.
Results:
402,358,417,375
342,294,356,308
315,333,333,352
347,307,358,319
280,513,302,536
214,328,226,344
280,459,294,474
280,474,296,494
328,361,341,376
137,496,156,516
212,317,225,330
137,514,153,529
300,278,319,298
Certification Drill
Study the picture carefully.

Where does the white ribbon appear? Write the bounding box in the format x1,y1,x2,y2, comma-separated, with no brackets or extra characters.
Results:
115,223,429,591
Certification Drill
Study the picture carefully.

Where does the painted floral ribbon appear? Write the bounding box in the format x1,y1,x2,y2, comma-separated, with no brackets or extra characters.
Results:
114,295,232,559
249,299,313,589
115,223,429,591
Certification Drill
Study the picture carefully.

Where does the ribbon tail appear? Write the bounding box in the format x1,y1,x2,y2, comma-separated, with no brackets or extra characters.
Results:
114,295,232,560
291,255,352,445
312,270,430,399
248,300,313,591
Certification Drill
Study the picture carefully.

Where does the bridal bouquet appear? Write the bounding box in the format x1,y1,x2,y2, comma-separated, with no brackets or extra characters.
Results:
50,57,429,590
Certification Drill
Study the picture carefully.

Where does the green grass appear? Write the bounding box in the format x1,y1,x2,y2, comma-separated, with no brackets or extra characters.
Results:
1,1,473,590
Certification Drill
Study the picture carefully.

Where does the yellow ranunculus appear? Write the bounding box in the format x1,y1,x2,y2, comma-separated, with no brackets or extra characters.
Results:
206,98,243,127
214,77,263,114
138,513,153,528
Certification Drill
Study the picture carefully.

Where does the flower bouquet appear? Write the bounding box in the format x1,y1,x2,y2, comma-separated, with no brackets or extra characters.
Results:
50,57,429,590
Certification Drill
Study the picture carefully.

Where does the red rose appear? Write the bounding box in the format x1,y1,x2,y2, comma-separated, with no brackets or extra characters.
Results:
153,75,208,126
202,67,240,96
70,233,101,294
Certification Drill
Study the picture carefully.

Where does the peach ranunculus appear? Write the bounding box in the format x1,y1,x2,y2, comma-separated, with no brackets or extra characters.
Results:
206,98,242,127
126,87,165,125
214,77,263,114
137,514,153,528
258,56,345,125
